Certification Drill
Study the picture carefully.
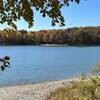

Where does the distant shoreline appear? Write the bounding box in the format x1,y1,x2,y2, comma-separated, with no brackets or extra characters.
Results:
1,26,100,46
0,44,100,47
0,44,68,46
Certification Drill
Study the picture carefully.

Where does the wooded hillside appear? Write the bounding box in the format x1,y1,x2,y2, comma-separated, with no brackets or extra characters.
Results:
0,26,100,45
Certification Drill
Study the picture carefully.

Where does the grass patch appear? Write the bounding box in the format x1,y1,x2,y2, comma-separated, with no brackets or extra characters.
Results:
47,77,100,100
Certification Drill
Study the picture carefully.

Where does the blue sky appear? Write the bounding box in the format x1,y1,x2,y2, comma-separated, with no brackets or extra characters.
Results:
0,0,100,31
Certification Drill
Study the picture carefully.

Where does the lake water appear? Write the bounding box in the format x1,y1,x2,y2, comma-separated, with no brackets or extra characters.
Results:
0,46,100,86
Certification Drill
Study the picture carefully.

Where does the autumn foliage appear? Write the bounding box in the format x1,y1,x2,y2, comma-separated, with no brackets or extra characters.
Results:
0,0,80,29
0,26,100,45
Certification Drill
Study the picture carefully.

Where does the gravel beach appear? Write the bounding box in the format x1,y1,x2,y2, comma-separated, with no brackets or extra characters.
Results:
0,78,79,100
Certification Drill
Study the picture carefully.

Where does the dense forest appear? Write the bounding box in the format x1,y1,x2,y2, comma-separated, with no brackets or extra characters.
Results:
0,26,100,46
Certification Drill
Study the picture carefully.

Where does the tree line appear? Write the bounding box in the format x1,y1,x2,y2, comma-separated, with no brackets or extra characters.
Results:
0,26,100,46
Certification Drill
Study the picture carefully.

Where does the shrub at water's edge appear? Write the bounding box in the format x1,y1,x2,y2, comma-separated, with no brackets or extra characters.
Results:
1,26,100,45
46,63,100,100
46,77,100,100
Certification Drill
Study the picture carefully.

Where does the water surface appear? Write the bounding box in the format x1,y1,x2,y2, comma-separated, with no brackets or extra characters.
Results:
0,46,100,86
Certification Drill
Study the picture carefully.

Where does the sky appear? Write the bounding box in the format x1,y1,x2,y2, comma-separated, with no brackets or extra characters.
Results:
0,0,100,31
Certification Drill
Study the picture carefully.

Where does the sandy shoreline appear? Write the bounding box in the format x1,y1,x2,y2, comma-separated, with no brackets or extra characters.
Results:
0,78,79,100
